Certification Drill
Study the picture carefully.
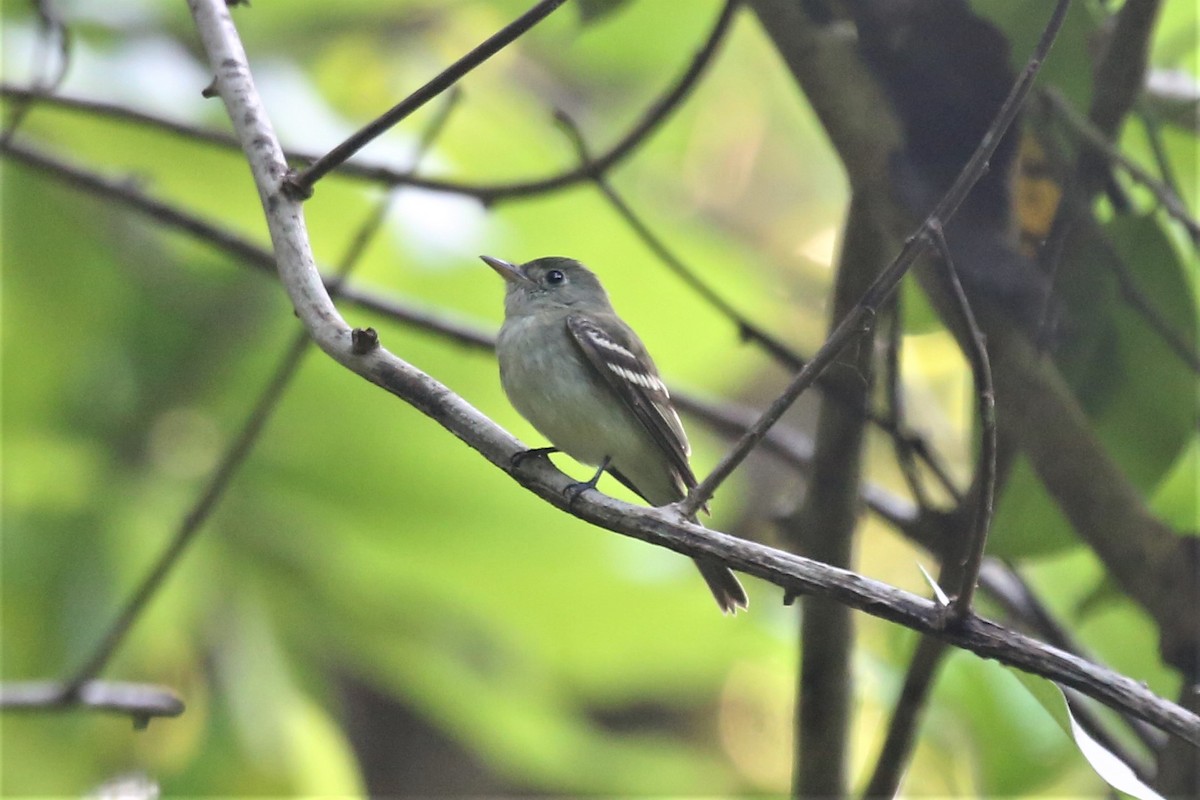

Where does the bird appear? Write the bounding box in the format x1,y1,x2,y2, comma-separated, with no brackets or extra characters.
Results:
483,254,748,613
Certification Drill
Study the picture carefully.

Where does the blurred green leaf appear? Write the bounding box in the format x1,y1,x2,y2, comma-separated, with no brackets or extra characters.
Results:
990,213,1197,557
2,1,1195,796
576,0,635,26
1009,672,1164,800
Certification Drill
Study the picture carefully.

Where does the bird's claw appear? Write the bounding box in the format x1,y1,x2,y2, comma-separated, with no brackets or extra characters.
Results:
510,446,558,468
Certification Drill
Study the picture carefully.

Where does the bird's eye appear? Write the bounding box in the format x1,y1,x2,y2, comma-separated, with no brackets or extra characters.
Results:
545,269,566,285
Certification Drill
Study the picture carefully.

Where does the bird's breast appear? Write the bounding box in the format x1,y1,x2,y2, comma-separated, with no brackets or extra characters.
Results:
497,315,648,472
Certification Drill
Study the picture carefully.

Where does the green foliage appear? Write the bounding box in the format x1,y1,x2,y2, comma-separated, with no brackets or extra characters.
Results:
2,0,1196,796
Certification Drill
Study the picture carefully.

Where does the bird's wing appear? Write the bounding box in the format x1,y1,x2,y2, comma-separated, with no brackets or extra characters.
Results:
565,313,696,490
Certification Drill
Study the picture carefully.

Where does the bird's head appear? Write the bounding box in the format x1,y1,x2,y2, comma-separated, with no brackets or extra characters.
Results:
482,255,614,318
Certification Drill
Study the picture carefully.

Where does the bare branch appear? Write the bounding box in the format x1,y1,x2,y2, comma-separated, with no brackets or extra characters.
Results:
1043,86,1200,245
1,0,740,204
552,108,962,503
1,0,71,145
284,0,567,196
679,0,1071,518
1139,112,1184,203
882,296,939,508
178,0,1200,747
927,226,997,621
0,139,497,349
862,636,949,799
0,680,183,726
786,194,883,798
981,560,1165,754
54,88,461,699
59,321,311,696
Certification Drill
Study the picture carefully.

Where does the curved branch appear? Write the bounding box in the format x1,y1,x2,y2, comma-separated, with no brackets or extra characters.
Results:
1,133,927,540
1,0,741,204
284,0,568,195
185,0,1200,747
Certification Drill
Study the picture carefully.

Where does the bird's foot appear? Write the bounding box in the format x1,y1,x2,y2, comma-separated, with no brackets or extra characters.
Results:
563,457,610,509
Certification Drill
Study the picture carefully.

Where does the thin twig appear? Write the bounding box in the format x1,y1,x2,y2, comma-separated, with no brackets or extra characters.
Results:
1,0,740,203
927,225,997,622
862,636,948,799
553,108,962,498
553,110,809,366
676,294,875,518
284,0,567,196
882,294,933,509
1139,112,1183,204
678,0,1072,519
1030,96,1200,371
0,0,71,146
0,139,499,348
0,133,959,538
0,681,183,726
182,0,1200,745
1097,225,1200,374
1043,86,1200,245
0,83,254,148
865,267,997,791
56,88,460,700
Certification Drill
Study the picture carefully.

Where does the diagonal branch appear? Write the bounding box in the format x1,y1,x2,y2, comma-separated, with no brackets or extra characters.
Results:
1042,86,1200,245
678,0,1071,519
861,225,1001,797
180,0,1200,748
48,89,460,705
552,109,961,502
1,0,72,145
927,226,997,621
1,0,740,204
284,0,567,196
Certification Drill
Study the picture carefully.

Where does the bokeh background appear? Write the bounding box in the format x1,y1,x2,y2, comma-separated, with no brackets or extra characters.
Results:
2,0,1197,795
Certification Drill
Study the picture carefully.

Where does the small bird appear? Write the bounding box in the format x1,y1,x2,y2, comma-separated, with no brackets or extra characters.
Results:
483,254,748,614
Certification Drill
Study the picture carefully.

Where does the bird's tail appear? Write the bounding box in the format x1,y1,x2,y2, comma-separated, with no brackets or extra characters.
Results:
693,557,748,614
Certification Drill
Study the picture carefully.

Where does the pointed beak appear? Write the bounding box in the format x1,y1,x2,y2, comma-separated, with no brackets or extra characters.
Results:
480,255,531,285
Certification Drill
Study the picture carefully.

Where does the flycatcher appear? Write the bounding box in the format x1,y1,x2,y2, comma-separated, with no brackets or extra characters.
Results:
484,254,748,614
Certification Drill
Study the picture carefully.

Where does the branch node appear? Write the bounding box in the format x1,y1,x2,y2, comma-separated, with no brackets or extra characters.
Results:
937,600,975,633
200,77,219,99
350,326,379,354
280,168,314,201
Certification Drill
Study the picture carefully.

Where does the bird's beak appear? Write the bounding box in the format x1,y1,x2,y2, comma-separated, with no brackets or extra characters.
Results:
480,255,532,285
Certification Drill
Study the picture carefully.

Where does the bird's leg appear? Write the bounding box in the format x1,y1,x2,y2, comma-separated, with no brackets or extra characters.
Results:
564,456,611,506
510,446,560,468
